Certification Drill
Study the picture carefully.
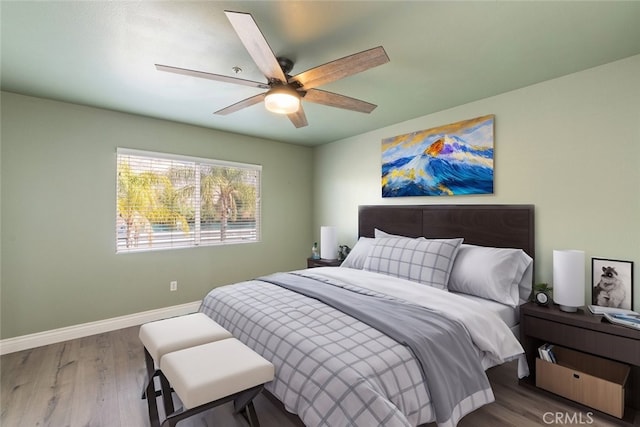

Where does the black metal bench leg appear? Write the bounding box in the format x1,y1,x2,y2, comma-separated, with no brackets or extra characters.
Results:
142,346,176,422
159,371,175,415
160,385,264,427
243,401,260,427
145,371,161,427
142,347,156,399
234,387,263,427
142,347,164,427
160,408,184,427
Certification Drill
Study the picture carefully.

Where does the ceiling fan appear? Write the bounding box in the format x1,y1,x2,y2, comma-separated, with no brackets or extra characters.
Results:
155,10,390,128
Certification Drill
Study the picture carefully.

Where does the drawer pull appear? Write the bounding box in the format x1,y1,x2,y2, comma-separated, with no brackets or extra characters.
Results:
573,373,580,379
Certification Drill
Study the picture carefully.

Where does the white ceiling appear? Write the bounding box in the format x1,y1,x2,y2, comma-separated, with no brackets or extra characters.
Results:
2,1,640,146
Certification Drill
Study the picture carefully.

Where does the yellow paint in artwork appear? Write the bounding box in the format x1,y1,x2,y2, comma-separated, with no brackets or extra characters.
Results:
383,166,431,188
382,167,422,184
381,133,413,152
390,168,407,179
438,184,453,195
426,114,493,137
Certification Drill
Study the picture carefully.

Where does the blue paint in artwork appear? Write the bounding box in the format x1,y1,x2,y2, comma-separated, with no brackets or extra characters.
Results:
383,155,493,197
382,156,413,176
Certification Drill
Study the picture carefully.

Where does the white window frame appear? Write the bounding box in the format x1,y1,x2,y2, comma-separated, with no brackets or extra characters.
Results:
116,148,261,253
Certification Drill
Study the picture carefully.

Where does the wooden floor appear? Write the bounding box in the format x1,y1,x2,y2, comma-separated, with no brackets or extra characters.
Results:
0,325,626,427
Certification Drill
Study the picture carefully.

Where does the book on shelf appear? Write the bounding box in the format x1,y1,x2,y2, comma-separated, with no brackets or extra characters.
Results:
603,312,640,330
587,304,638,316
538,343,557,363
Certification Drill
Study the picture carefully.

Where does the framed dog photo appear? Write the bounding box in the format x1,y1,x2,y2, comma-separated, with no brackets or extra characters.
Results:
591,258,634,310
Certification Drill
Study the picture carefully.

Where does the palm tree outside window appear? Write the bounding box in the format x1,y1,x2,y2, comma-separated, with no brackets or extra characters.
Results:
116,148,261,253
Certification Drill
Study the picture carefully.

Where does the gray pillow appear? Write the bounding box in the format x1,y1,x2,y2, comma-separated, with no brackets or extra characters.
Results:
363,237,463,290
448,244,533,307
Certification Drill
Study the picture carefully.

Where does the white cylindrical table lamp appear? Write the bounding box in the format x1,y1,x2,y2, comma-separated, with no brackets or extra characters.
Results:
320,226,338,260
553,249,585,312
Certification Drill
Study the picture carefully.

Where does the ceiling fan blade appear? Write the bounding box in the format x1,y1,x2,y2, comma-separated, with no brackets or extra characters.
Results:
287,106,308,128
214,93,266,115
291,46,389,90
155,64,269,89
224,11,287,83
304,88,377,113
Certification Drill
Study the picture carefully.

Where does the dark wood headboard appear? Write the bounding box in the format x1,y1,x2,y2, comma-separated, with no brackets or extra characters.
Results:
358,204,535,259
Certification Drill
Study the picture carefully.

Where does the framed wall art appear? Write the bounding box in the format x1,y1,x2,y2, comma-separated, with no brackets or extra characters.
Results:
381,114,494,197
591,257,634,310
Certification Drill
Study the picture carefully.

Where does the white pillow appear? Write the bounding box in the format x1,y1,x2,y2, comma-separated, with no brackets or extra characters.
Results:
374,228,424,239
448,244,533,308
519,262,534,303
340,237,374,269
363,237,463,290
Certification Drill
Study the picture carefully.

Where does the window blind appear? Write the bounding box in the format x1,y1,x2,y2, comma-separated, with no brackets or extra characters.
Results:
116,148,261,253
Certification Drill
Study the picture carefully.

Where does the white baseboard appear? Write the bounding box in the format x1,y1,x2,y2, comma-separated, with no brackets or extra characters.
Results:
0,301,202,355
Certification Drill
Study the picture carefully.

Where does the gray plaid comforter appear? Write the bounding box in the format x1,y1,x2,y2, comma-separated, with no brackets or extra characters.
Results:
199,270,497,426
260,272,493,427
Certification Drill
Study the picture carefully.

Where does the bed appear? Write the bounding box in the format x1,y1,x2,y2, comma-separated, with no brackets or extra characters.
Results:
200,204,534,427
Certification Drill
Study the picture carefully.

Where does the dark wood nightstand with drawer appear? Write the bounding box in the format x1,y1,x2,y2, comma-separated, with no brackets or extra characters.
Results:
520,302,640,425
306,257,342,268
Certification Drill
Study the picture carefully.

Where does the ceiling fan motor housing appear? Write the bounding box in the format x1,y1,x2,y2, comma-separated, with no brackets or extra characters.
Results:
277,57,294,76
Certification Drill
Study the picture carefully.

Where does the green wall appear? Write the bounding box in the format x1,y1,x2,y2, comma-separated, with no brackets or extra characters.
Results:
1,92,313,339
313,55,640,310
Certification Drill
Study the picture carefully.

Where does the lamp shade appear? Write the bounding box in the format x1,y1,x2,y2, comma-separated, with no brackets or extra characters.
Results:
264,85,300,114
553,249,585,312
320,226,338,260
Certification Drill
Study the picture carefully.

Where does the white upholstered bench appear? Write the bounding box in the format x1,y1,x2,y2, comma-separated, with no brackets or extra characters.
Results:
159,338,275,427
139,313,233,426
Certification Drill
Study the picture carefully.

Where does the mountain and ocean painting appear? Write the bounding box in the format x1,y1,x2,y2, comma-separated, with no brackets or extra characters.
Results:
382,115,494,197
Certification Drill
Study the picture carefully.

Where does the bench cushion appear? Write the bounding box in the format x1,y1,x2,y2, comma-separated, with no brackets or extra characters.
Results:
160,338,275,409
139,313,232,363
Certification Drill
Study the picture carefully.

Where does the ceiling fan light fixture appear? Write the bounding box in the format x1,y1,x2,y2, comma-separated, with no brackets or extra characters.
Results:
264,85,300,114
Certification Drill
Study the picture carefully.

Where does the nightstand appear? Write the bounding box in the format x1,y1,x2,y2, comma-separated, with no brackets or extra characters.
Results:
520,302,640,425
306,257,342,268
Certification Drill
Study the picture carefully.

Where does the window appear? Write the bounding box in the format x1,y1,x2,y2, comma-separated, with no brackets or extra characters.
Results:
116,148,261,253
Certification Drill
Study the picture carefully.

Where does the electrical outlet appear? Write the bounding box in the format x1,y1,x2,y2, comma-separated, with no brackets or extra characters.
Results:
170,281,178,291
